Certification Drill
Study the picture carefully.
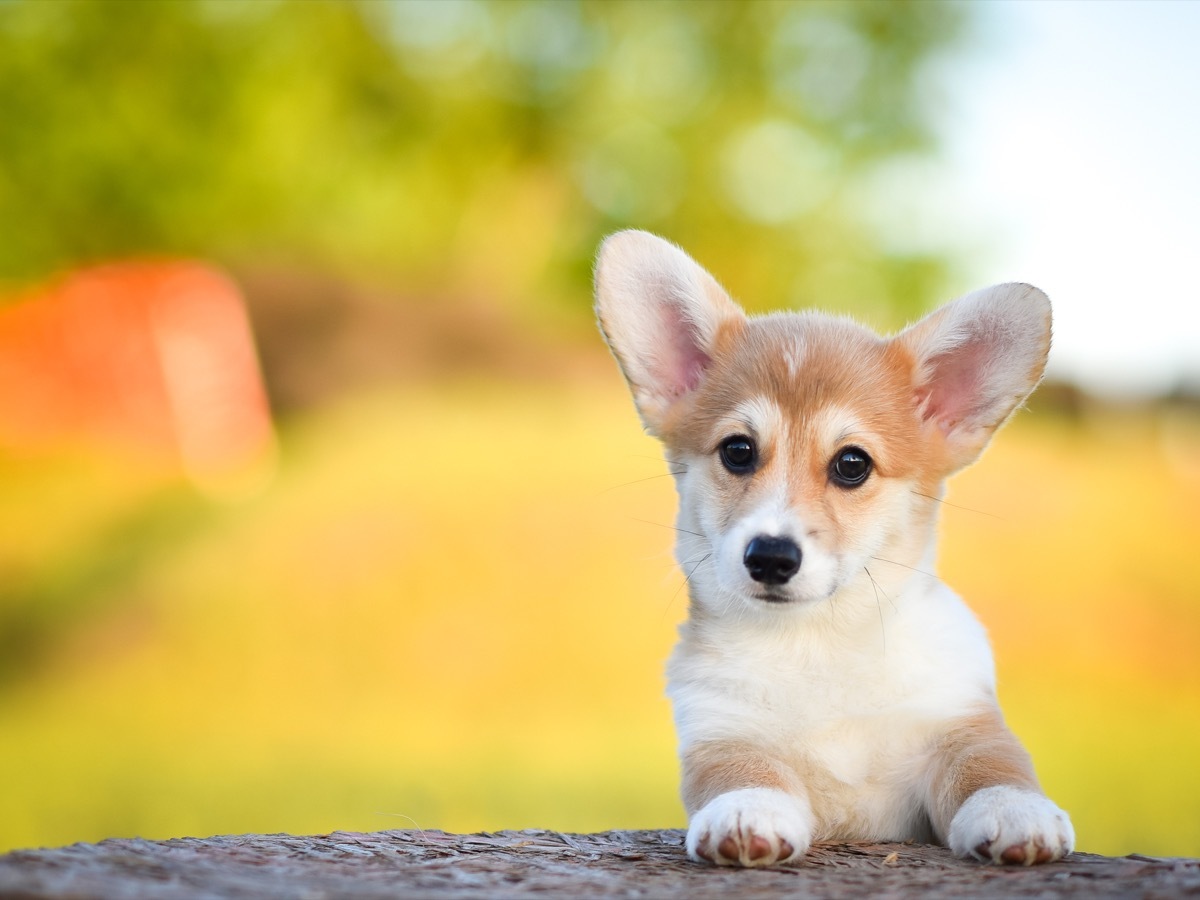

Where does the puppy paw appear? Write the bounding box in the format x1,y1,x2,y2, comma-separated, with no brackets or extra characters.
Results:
686,787,813,867
949,785,1074,865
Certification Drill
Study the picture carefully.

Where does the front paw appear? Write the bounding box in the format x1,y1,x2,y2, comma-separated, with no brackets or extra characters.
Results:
949,785,1074,865
686,787,813,867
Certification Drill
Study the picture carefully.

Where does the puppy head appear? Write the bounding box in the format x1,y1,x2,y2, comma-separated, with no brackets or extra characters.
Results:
595,230,1050,611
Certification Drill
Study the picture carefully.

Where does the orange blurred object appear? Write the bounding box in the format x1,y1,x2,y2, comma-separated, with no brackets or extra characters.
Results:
0,261,275,492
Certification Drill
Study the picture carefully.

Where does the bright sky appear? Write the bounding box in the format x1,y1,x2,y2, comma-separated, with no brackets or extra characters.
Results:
938,0,1200,397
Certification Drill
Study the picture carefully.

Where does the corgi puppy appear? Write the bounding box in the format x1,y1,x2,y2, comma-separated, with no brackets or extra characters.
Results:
593,230,1074,867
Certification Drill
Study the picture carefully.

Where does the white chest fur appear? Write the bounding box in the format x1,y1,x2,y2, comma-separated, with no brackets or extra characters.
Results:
667,579,997,840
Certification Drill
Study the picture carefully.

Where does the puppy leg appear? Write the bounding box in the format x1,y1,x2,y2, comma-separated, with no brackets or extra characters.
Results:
681,740,814,867
926,708,1074,865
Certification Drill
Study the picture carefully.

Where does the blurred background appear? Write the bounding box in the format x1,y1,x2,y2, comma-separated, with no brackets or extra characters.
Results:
1,0,1197,857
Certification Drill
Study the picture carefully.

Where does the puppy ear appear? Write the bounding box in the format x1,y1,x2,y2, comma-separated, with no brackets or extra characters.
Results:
898,283,1051,471
594,230,744,434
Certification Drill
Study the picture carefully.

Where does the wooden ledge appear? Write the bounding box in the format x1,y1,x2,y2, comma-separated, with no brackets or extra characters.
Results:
2,829,1196,898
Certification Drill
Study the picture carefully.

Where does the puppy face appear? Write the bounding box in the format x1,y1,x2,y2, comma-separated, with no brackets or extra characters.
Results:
661,315,938,610
594,230,1051,616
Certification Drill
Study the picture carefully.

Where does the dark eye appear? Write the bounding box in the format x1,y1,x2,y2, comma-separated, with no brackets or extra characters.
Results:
830,446,872,487
719,436,756,473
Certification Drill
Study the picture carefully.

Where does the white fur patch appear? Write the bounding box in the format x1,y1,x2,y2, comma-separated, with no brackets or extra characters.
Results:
727,396,782,443
948,785,1075,865
687,787,814,867
668,580,1000,842
816,406,864,449
783,340,805,380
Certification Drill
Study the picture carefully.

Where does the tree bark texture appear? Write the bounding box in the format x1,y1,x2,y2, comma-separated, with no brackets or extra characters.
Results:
2,829,1196,899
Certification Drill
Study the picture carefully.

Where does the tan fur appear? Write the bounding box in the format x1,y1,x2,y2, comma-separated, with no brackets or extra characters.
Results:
681,741,804,815
925,708,1041,842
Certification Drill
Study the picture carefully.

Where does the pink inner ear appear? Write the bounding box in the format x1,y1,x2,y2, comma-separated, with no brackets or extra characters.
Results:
670,345,711,399
920,337,991,432
659,301,712,400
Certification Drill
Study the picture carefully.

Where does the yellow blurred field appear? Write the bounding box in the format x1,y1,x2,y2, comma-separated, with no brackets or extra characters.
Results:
1,379,1198,856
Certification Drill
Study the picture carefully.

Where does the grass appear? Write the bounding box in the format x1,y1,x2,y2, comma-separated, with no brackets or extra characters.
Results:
1,379,1197,856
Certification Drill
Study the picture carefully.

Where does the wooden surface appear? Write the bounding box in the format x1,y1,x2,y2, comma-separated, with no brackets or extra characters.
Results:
2,829,1197,899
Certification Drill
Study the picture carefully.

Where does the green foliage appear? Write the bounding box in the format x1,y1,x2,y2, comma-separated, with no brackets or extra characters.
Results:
0,0,968,323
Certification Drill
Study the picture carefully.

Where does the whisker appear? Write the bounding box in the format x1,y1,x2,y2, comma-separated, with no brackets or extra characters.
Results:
672,554,711,575
664,552,711,619
682,553,711,584
631,455,685,468
864,565,898,613
909,490,1003,520
628,517,707,539
864,566,887,652
869,556,938,579
600,471,687,493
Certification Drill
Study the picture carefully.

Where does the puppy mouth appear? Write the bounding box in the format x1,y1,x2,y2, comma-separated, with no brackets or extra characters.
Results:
749,587,795,604
746,581,837,606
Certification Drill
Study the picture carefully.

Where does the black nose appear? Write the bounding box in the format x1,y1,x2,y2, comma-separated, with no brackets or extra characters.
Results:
743,535,801,585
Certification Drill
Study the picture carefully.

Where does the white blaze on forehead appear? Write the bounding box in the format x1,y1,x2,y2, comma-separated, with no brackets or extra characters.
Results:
783,338,805,381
